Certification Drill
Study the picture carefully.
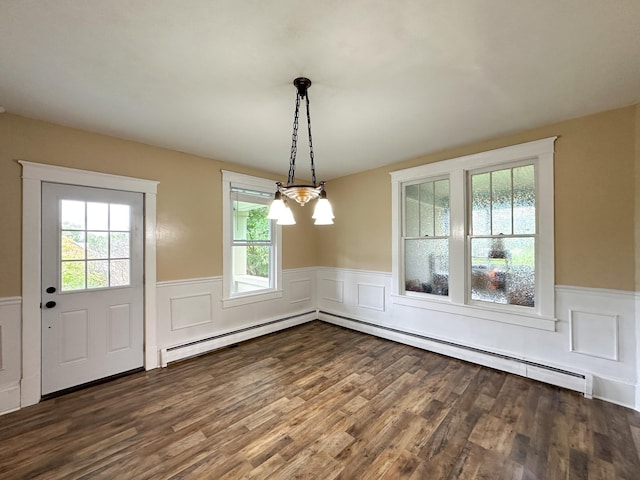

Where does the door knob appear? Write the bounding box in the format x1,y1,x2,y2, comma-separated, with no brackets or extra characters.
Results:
45,301,56,308
46,286,56,294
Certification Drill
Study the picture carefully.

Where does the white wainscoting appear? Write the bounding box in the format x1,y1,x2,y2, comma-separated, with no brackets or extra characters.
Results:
3,268,639,414
0,297,22,415
156,268,317,366
316,267,639,410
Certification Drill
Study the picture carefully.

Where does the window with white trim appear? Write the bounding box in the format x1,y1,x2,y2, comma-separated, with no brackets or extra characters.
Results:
391,137,556,329
222,171,282,307
403,177,450,296
469,163,536,307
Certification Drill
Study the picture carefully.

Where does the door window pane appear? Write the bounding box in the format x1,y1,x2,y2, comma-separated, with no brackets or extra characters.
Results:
110,260,130,286
87,260,109,289
110,232,130,258
61,231,85,260
110,204,130,231
61,200,85,230
87,202,109,230
61,261,85,291
60,200,133,291
87,232,108,259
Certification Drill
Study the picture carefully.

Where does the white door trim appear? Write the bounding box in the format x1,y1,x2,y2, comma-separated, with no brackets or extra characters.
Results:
19,160,159,407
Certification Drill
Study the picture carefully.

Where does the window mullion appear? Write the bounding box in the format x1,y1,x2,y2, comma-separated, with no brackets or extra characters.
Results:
448,169,466,305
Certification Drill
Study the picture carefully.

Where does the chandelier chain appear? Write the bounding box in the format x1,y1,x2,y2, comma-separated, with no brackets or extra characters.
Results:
305,92,317,186
287,92,301,186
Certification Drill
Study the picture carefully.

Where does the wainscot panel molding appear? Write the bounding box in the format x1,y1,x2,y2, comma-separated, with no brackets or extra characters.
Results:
156,269,317,365
4,270,639,415
0,297,22,415
317,269,639,411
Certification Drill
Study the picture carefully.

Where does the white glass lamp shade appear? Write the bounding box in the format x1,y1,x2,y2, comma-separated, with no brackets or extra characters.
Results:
267,197,286,220
277,204,296,225
313,198,334,225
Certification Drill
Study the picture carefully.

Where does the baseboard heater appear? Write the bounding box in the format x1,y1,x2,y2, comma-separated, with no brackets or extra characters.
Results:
160,310,316,367
319,311,593,398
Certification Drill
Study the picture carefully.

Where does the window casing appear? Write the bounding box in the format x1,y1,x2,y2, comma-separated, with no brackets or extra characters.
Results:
391,138,556,330
222,171,283,308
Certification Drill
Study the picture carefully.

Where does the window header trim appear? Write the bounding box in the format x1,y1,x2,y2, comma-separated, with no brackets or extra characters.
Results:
390,137,557,182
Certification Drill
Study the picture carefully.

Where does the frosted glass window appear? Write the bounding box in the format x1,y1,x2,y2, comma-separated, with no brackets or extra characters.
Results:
470,237,535,307
391,137,555,323
513,165,536,234
405,239,449,296
471,165,536,237
469,164,536,308
403,178,449,296
60,200,132,291
405,184,420,237
491,169,512,235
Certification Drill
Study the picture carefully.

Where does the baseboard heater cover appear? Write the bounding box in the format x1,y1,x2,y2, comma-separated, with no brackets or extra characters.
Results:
319,311,593,398
160,310,316,367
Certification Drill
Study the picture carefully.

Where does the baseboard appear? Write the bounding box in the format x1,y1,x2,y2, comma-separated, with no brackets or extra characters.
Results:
160,310,317,366
591,375,638,409
0,382,21,415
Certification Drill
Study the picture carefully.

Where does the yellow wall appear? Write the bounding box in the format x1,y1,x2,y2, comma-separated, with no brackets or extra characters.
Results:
635,104,640,291
0,114,318,297
317,105,639,292
2,104,638,296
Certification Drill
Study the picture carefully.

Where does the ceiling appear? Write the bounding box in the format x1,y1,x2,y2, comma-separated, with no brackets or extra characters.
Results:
1,1,639,180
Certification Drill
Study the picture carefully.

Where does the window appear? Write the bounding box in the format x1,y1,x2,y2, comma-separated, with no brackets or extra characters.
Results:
222,171,282,307
403,178,450,296
469,164,536,307
391,137,556,330
231,188,273,294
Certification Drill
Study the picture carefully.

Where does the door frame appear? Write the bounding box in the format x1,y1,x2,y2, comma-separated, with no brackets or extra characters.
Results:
19,160,159,407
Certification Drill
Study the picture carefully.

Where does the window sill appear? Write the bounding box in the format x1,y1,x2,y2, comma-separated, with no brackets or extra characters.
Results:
222,289,283,309
391,294,556,331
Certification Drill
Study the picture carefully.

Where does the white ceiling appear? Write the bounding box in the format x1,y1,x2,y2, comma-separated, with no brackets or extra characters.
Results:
1,1,639,180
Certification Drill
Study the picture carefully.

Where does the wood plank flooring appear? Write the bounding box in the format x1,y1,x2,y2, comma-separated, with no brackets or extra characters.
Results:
1,321,639,479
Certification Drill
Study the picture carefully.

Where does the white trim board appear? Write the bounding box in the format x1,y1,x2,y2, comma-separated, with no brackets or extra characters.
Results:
18,160,159,408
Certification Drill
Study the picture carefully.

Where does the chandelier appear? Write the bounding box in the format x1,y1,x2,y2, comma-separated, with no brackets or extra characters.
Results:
267,77,334,225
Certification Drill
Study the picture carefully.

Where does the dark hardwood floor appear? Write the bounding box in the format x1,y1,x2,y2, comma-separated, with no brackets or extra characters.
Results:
1,321,639,479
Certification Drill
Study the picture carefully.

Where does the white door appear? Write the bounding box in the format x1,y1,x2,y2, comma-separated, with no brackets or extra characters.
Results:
41,182,144,395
